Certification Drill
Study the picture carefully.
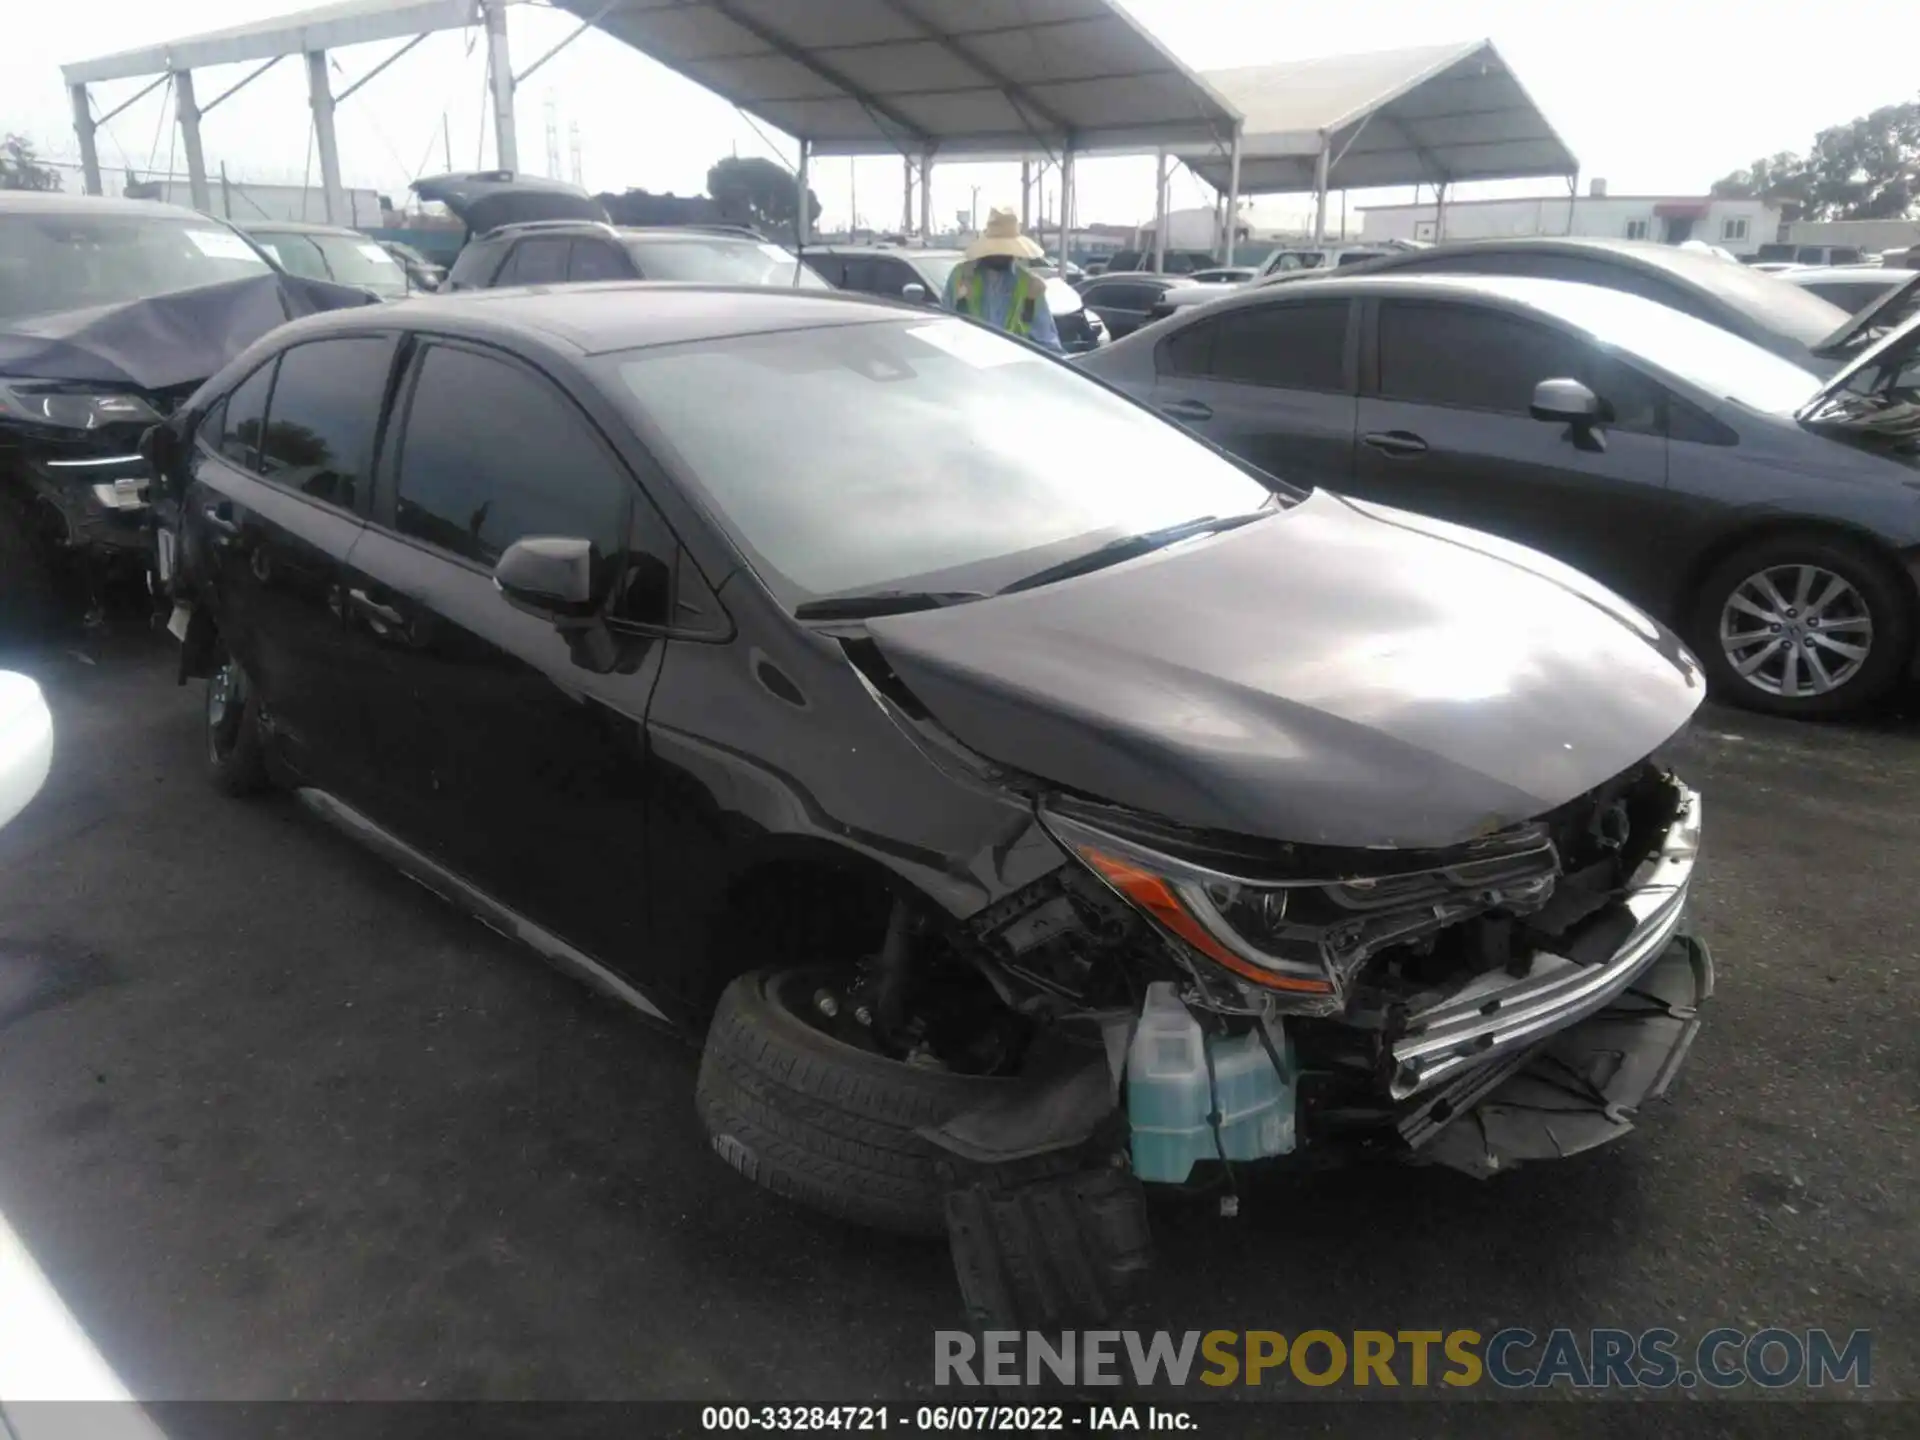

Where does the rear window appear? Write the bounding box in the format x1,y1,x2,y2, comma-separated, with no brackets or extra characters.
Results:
0,212,272,321
624,236,829,288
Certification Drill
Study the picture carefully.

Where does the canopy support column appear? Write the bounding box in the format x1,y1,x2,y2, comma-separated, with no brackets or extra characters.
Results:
304,52,346,224
918,146,933,241
795,138,810,246
1224,123,1242,265
483,0,519,172
1019,160,1031,230
1059,147,1075,266
902,157,913,234
1312,136,1330,244
69,84,102,195
1151,148,1168,272
174,71,211,212
1435,181,1449,242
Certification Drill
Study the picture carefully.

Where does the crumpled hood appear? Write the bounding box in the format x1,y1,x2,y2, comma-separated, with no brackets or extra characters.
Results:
866,490,1705,850
0,273,379,393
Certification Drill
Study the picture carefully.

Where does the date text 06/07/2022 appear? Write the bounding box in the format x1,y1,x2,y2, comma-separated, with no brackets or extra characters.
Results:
700,1405,1197,1432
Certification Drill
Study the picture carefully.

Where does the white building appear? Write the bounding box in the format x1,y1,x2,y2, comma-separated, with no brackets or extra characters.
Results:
1359,192,1783,257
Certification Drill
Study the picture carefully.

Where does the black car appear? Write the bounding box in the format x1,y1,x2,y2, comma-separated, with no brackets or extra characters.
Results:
1076,273,1185,339
1101,248,1216,276
1336,237,1859,373
805,245,1107,352
1079,271,1920,719
149,282,1710,1291
0,192,373,632
413,171,825,292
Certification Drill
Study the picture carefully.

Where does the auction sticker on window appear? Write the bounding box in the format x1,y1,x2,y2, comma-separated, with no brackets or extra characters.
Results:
907,319,1040,369
357,243,394,264
184,228,259,261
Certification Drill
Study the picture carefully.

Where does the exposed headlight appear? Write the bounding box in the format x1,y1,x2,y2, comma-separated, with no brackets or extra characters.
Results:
1043,803,1559,1010
0,380,162,432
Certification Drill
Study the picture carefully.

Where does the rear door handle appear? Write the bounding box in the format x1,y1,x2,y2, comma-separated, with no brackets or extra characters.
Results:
201,500,241,539
1362,430,1429,457
1159,398,1214,422
348,587,407,631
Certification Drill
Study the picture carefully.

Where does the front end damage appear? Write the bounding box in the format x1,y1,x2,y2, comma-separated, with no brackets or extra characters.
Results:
909,757,1710,1323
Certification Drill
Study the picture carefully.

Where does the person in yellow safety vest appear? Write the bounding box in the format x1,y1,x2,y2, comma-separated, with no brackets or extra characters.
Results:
941,207,1063,353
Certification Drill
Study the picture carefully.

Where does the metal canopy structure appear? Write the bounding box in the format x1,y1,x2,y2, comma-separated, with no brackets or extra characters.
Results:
549,0,1245,258
63,0,1251,261
62,0,502,225
1177,40,1577,241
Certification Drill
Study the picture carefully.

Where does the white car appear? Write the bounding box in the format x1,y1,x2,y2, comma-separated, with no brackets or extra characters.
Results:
0,671,52,830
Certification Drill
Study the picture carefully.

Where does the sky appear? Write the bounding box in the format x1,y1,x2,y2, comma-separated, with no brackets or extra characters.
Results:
4,0,1915,238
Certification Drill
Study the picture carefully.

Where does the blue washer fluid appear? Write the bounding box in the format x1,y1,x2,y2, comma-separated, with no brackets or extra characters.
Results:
1126,982,1296,1183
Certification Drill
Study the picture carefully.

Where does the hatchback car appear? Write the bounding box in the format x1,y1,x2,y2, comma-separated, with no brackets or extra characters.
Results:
238,220,412,300
1079,272,1920,719
414,171,824,293
806,245,1106,352
148,284,1710,1271
1338,237,1855,373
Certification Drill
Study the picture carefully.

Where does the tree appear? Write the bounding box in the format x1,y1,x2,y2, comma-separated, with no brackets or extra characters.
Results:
705,155,821,236
1709,94,1920,222
0,135,61,192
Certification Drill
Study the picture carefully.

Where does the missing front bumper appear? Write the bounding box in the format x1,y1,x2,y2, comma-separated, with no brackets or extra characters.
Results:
1415,932,1713,1178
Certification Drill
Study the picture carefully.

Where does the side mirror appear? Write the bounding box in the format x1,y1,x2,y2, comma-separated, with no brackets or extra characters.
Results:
1530,377,1609,453
901,282,931,304
494,536,598,622
137,422,177,473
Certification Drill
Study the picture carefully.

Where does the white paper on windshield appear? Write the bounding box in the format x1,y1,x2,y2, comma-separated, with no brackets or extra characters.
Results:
255,242,282,264
184,228,258,261
757,243,796,263
356,243,394,264
907,320,1039,369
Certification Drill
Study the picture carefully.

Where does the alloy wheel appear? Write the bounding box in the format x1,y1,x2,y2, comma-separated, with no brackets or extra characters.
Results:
1718,563,1873,699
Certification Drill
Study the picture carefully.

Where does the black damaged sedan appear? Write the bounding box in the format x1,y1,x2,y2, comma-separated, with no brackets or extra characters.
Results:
148,283,1711,1305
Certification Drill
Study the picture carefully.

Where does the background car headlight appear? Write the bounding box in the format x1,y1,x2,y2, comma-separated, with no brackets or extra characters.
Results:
0,381,162,432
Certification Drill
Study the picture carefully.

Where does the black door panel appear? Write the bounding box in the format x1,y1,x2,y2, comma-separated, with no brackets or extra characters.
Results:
1351,299,1682,607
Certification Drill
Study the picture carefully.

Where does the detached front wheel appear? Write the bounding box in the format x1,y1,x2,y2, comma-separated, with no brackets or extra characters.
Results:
696,968,1013,1235
206,650,271,796
1691,533,1914,720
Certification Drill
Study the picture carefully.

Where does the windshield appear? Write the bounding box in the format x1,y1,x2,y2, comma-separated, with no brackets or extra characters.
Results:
1538,284,1822,414
607,318,1276,605
624,236,830,288
912,254,962,292
0,213,273,321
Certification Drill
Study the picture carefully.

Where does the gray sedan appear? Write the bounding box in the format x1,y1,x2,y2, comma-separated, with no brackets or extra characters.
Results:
1077,272,1920,720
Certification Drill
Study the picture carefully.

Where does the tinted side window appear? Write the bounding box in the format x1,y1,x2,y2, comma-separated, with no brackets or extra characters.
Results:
1378,301,1597,415
836,258,880,293
497,237,570,286
566,239,630,282
257,337,395,510
1208,300,1348,390
807,255,849,288
1089,282,1151,310
392,344,629,571
869,257,922,297
218,360,276,473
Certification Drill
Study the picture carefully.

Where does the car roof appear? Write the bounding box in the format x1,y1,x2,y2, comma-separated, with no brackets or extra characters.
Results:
0,191,214,220
813,246,964,259
1785,265,1906,282
237,220,365,238
1085,271,1176,283
265,281,904,355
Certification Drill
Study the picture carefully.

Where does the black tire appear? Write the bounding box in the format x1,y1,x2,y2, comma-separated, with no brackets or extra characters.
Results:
696,968,1013,1236
1689,531,1915,720
206,650,272,797
0,491,59,643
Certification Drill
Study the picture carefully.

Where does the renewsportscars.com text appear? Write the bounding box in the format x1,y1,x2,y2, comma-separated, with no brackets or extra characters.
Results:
934,1328,1871,1391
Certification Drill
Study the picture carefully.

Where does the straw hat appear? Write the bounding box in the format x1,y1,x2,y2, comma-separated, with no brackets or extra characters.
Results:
965,207,1045,261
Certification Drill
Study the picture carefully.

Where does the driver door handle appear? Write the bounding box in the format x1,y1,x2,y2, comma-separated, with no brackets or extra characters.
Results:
1362,429,1429,457
348,588,406,630
1159,398,1214,422
201,500,241,540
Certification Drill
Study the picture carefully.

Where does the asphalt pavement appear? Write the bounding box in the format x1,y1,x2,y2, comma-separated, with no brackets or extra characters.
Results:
0,628,1915,1416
